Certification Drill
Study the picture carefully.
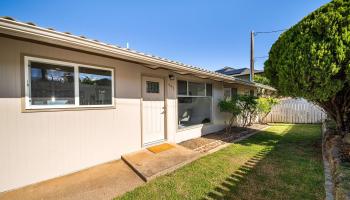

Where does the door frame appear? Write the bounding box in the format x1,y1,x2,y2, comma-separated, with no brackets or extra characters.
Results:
140,74,167,147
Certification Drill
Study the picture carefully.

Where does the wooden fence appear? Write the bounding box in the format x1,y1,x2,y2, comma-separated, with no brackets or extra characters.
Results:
263,98,327,124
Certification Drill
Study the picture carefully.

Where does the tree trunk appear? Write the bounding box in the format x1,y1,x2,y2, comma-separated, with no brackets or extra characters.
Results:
320,106,349,136
336,116,350,136
226,115,236,134
317,87,350,137
242,112,248,127
258,113,268,124
261,112,269,124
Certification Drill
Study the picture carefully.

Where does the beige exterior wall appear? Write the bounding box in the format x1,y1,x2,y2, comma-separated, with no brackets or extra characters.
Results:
0,36,254,192
0,36,145,192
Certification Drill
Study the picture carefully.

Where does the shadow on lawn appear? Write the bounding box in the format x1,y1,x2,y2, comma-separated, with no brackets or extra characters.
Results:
201,124,313,200
202,147,273,200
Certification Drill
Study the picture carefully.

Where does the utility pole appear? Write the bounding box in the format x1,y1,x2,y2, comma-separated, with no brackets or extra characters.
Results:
250,31,255,82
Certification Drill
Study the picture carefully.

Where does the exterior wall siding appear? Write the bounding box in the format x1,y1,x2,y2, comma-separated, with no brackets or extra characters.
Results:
0,36,144,192
0,36,254,192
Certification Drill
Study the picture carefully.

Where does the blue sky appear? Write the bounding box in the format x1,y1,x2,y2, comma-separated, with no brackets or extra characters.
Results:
0,0,330,71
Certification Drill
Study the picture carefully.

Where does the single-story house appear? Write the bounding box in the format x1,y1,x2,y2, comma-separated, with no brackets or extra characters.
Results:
0,17,274,193
216,66,264,80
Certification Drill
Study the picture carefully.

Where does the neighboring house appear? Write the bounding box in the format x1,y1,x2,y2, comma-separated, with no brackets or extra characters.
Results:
216,66,264,80
0,17,274,192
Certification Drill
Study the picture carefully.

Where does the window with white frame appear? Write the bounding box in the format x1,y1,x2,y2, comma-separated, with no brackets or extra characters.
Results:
232,88,238,96
223,88,231,100
223,87,238,100
250,89,255,96
25,56,114,109
177,80,212,129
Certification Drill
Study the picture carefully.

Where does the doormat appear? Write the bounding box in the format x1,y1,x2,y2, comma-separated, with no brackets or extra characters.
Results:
147,143,175,154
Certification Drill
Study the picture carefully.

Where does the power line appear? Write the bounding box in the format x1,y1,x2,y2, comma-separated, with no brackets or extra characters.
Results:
254,29,287,36
255,56,268,59
254,56,268,63
249,28,286,74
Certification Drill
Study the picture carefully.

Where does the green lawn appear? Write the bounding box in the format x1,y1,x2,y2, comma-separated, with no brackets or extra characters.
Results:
116,124,325,200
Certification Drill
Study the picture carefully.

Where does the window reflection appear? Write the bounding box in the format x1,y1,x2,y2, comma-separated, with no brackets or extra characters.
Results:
178,97,212,128
177,80,212,128
188,82,205,96
30,61,75,105
79,67,112,105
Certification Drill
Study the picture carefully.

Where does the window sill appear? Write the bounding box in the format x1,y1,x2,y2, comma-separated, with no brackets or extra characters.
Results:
22,105,116,113
177,122,213,132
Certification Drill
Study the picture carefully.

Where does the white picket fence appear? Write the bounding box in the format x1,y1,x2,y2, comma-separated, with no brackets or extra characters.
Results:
263,98,327,124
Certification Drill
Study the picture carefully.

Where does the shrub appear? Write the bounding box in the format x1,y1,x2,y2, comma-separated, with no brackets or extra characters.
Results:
254,74,271,86
219,94,259,132
218,96,241,133
256,97,279,124
237,95,258,127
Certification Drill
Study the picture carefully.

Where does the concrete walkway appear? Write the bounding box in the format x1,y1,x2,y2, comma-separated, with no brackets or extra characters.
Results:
0,160,144,200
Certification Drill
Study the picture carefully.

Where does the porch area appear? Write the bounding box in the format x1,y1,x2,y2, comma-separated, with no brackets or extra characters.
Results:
122,143,200,182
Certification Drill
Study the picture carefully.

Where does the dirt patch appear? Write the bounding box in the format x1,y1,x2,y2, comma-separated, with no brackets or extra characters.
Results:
179,124,268,152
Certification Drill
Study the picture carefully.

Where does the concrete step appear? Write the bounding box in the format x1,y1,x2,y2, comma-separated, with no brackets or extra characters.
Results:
121,143,200,182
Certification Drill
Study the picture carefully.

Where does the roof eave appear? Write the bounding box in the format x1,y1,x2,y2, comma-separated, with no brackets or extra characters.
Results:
0,18,274,91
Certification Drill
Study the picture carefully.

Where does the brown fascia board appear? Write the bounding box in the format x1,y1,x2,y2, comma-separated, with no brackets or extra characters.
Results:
0,17,273,90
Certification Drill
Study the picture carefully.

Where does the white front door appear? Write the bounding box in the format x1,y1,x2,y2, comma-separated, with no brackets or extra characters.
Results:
142,76,165,145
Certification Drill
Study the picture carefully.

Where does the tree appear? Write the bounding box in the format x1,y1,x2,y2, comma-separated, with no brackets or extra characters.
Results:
218,97,241,134
256,97,279,124
219,94,260,131
264,0,350,136
254,74,276,97
254,74,271,86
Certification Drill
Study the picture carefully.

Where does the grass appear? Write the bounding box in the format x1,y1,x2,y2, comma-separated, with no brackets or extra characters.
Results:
116,124,325,200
